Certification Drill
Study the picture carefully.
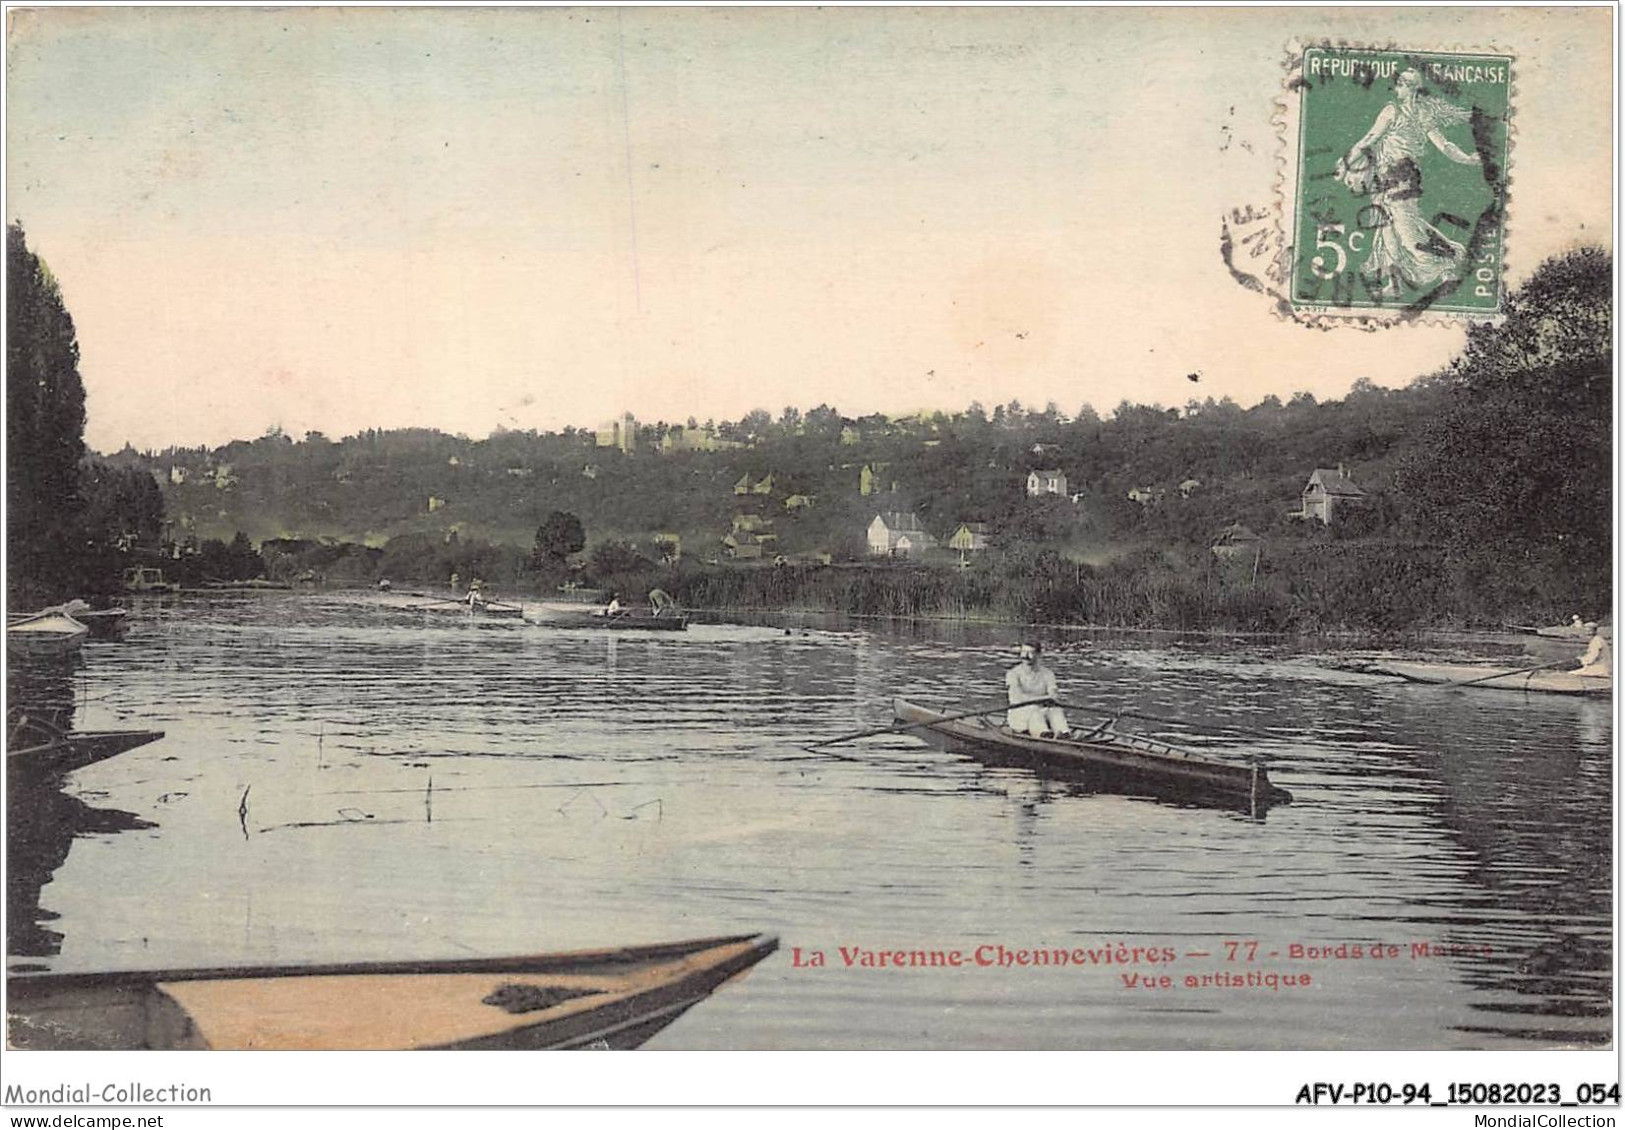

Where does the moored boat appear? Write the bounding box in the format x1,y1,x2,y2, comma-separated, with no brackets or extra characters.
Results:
46,598,127,637
7,933,778,1050
6,611,90,656
892,698,1289,809
72,607,128,637
122,567,179,594
1370,660,1610,697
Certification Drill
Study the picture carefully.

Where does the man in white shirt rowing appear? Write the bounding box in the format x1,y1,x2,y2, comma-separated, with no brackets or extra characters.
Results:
1005,642,1070,738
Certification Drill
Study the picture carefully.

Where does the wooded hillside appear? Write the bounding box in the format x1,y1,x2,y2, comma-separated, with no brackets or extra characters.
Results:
98,248,1611,627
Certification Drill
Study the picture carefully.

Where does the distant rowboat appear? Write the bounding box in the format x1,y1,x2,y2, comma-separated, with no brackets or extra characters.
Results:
524,604,689,631
8,933,778,1050
1370,660,1610,697
1508,616,1599,640
122,567,179,594
364,591,524,617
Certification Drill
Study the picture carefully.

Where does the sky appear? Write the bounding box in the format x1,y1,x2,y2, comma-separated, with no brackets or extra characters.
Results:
5,6,1614,453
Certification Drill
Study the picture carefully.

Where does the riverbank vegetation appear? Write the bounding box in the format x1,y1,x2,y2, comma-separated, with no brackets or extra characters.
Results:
12,232,1609,631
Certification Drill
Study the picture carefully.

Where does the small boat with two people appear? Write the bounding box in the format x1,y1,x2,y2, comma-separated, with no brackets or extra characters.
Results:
8,932,778,1050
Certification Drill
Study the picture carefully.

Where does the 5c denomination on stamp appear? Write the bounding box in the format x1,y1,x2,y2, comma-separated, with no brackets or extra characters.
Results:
1281,45,1511,321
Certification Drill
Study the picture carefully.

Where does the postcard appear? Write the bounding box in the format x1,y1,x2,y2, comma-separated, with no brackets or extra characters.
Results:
3,4,1615,1117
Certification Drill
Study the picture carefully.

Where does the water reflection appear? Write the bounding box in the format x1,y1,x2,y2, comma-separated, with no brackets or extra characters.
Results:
1370,687,1612,1044
7,788,151,962
7,652,154,961
8,650,79,732
6,597,1612,1049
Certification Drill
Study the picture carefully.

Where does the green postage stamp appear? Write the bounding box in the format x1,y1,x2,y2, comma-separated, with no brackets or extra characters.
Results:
1282,46,1512,320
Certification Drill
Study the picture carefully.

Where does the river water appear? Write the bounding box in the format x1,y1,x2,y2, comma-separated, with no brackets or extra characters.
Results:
6,591,1613,1050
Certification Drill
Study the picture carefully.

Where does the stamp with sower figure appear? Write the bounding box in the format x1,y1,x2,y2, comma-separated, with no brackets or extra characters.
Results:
1283,46,1511,320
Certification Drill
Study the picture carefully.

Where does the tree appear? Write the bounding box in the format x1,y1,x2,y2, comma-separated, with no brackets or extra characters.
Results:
8,224,88,605
532,510,585,567
80,463,165,550
228,531,263,579
740,408,773,442
589,538,650,578
1394,247,1612,607
803,403,844,440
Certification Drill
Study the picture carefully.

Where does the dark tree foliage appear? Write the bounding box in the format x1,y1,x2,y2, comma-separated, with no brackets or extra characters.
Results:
374,531,525,587
7,224,87,604
194,533,265,583
533,511,586,565
1395,248,1612,604
80,463,165,550
589,538,651,579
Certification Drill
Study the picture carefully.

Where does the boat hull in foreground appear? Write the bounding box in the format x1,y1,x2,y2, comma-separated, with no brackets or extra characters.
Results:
1371,661,1610,697
8,726,164,782
892,698,1288,811
8,933,778,1050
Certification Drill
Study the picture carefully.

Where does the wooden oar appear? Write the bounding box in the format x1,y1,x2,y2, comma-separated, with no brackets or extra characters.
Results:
808,699,1051,749
1440,658,1572,690
414,595,473,608
1051,701,1288,743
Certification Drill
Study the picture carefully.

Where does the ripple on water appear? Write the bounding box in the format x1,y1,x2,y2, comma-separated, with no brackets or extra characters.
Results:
9,600,1611,1050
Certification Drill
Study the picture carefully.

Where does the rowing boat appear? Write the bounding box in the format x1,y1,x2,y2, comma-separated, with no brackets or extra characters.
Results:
1509,618,1598,640
364,591,525,618
7,716,165,781
7,933,778,1050
6,611,90,656
523,605,689,631
892,698,1290,809
1370,660,1611,697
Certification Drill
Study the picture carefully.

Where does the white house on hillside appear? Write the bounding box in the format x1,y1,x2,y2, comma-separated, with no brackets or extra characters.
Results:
1027,469,1068,497
1299,466,1364,525
868,512,937,558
